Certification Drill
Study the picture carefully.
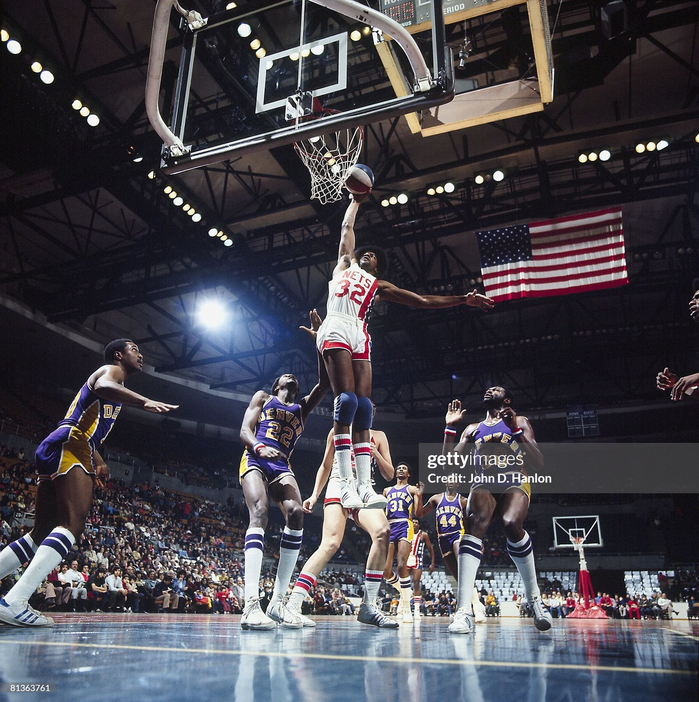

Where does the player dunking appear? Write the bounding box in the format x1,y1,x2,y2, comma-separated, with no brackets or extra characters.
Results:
407,518,435,617
443,388,551,633
382,463,423,623
0,340,177,627
238,325,328,630
419,476,466,581
317,196,493,511
286,422,398,628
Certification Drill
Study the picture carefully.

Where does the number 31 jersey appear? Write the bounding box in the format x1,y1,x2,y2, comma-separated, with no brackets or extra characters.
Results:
327,262,378,321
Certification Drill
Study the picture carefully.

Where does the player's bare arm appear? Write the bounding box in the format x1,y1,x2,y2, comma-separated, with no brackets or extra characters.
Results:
498,407,544,469
410,482,425,516
371,429,395,481
299,310,331,421
303,430,335,513
240,390,280,460
376,281,494,311
91,366,178,414
417,493,439,518
424,532,436,573
333,198,362,276
93,450,110,489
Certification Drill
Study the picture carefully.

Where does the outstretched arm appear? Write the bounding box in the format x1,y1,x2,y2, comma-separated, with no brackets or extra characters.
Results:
377,281,494,311
333,197,364,276
417,494,438,518
92,367,179,414
300,309,330,420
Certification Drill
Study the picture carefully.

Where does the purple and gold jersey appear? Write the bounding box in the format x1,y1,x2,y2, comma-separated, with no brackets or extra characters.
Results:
385,485,414,522
435,492,464,536
254,395,304,458
58,382,122,448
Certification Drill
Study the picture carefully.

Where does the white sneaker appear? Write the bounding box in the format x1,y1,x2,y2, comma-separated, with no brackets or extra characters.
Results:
240,597,275,630
266,600,303,629
286,602,316,628
413,604,422,618
0,598,54,628
448,607,474,634
473,603,487,624
402,607,413,624
339,479,364,510
531,598,553,631
358,482,387,509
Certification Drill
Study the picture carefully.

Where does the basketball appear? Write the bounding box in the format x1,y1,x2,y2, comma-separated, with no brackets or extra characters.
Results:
345,164,374,194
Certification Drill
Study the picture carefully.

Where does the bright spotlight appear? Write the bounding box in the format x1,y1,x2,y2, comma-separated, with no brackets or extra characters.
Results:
588,151,598,162
220,235,228,242
492,170,505,182
255,47,266,59
197,299,229,329
173,196,184,206
311,44,325,56
237,23,252,38
381,199,390,207
39,69,54,84
290,52,300,61
1,30,9,43
164,185,173,194
363,26,371,35
182,204,191,212
435,185,444,194
224,239,233,247
474,174,484,185
426,188,435,196
226,2,237,9
695,133,699,143
72,99,82,110
148,171,156,180
86,113,100,127
209,228,218,237
301,47,310,58
599,149,611,161
31,61,42,73
191,213,202,222
133,156,143,163
350,30,361,41
656,139,669,150
168,191,177,199
397,193,408,204
250,38,261,50
80,106,90,117
635,143,645,153
444,181,455,193
646,141,656,151
188,209,196,217
6,39,22,55
578,153,587,163
389,196,398,205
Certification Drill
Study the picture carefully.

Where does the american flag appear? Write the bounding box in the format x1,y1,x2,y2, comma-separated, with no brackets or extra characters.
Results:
476,207,627,302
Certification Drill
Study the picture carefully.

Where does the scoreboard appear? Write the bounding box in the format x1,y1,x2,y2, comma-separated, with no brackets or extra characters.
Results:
379,0,511,31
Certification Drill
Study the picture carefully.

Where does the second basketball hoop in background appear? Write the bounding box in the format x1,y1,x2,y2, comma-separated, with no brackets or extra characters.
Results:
345,164,374,195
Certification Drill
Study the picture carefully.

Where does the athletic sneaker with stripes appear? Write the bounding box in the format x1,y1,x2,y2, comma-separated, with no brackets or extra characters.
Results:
357,602,399,628
0,597,54,627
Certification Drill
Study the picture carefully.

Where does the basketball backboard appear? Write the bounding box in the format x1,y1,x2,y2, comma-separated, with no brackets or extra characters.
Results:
149,0,453,174
553,515,603,549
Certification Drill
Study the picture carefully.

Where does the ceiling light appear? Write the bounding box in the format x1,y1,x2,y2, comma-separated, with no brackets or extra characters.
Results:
209,228,218,237
147,171,156,180
1,30,9,43
474,174,484,185
695,133,699,143
389,196,398,205
290,51,300,61
646,141,656,151
169,191,177,199
250,38,261,51
599,149,611,161
588,151,598,162
363,26,371,35
226,2,237,9
656,139,669,150
182,204,191,212
444,181,455,193
197,299,228,330
435,185,444,194
191,213,202,222
301,47,310,58
492,169,505,182
220,235,228,241
31,61,42,73
86,113,100,127
72,99,82,110
397,193,408,204
216,231,224,238
80,106,90,117
578,153,587,163
6,39,22,55
381,199,390,207
40,69,55,83
350,30,361,41
237,23,252,38
164,185,173,194
224,239,233,247
311,44,325,55
426,188,435,196
188,209,196,217
173,196,184,206
255,47,266,59
635,143,645,153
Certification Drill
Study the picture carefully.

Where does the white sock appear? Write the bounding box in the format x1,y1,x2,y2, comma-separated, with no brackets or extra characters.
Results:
507,531,541,601
0,534,37,579
364,569,383,604
385,573,400,593
270,528,303,605
399,576,412,609
456,535,483,611
334,434,353,482
4,528,74,606
244,528,264,602
354,442,372,486
289,570,316,610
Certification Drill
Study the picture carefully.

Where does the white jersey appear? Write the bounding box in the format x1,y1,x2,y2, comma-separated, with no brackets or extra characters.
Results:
326,262,378,321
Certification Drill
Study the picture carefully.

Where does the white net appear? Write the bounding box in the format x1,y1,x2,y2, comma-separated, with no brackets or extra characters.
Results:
294,120,363,204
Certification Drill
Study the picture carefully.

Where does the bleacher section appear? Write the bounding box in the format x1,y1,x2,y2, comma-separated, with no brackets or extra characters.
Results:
624,570,661,595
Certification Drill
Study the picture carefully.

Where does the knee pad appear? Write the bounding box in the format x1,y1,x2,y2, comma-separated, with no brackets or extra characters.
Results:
333,391,358,425
354,396,374,431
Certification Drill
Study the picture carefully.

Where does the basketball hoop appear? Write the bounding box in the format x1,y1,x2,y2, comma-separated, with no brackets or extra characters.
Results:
293,106,363,204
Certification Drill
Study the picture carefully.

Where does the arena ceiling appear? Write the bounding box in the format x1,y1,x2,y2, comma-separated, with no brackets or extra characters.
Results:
0,0,698,417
